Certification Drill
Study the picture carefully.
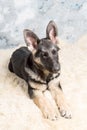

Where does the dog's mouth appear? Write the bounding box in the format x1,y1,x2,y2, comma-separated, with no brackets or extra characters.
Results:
44,65,60,74
45,66,60,74
52,69,59,73
50,69,59,74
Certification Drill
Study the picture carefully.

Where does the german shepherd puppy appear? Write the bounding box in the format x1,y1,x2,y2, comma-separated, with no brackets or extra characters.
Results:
8,21,71,120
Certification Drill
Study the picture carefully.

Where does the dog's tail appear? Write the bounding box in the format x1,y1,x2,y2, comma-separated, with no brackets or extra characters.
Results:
8,60,14,72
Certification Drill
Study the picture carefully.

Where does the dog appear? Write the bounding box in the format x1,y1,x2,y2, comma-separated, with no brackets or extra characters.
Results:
8,21,72,120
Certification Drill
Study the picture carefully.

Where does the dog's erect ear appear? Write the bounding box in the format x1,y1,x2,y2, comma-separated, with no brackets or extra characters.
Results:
23,29,40,49
46,20,58,44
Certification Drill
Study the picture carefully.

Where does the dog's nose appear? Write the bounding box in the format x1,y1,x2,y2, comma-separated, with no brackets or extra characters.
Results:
55,67,60,71
53,65,60,72
56,67,59,71
53,67,60,72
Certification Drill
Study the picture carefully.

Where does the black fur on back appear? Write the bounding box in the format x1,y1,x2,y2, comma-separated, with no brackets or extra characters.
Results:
8,47,33,82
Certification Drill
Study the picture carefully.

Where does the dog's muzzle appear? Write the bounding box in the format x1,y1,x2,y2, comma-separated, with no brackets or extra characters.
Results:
52,63,60,73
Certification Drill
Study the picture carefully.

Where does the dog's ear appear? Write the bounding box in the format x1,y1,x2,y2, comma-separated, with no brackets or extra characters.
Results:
23,29,40,49
46,20,58,44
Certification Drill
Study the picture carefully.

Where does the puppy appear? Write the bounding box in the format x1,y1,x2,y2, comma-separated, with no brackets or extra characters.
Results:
8,21,72,120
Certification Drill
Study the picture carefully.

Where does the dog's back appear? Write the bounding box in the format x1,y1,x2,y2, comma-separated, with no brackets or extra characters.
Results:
8,47,33,81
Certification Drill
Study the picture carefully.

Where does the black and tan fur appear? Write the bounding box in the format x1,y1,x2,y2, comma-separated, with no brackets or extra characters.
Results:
8,21,72,120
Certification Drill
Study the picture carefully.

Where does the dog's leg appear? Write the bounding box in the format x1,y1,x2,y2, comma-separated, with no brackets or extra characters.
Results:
28,87,59,120
48,81,72,119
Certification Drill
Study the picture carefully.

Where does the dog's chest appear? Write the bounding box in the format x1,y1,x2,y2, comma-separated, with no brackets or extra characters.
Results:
48,73,60,88
25,67,48,91
25,67,60,91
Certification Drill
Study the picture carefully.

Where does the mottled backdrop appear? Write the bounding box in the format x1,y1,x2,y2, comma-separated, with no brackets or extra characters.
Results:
0,0,87,48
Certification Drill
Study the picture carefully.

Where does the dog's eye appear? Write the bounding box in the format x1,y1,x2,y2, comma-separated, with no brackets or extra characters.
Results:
52,49,57,55
42,52,48,58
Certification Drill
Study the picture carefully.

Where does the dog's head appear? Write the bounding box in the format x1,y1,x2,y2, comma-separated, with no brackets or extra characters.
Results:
23,21,60,74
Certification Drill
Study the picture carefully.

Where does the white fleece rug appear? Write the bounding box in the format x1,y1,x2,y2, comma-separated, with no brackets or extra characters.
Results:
0,35,87,130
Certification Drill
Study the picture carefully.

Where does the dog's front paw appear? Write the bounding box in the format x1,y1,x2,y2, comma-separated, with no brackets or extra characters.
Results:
59,105,72,119
43,107,59,121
